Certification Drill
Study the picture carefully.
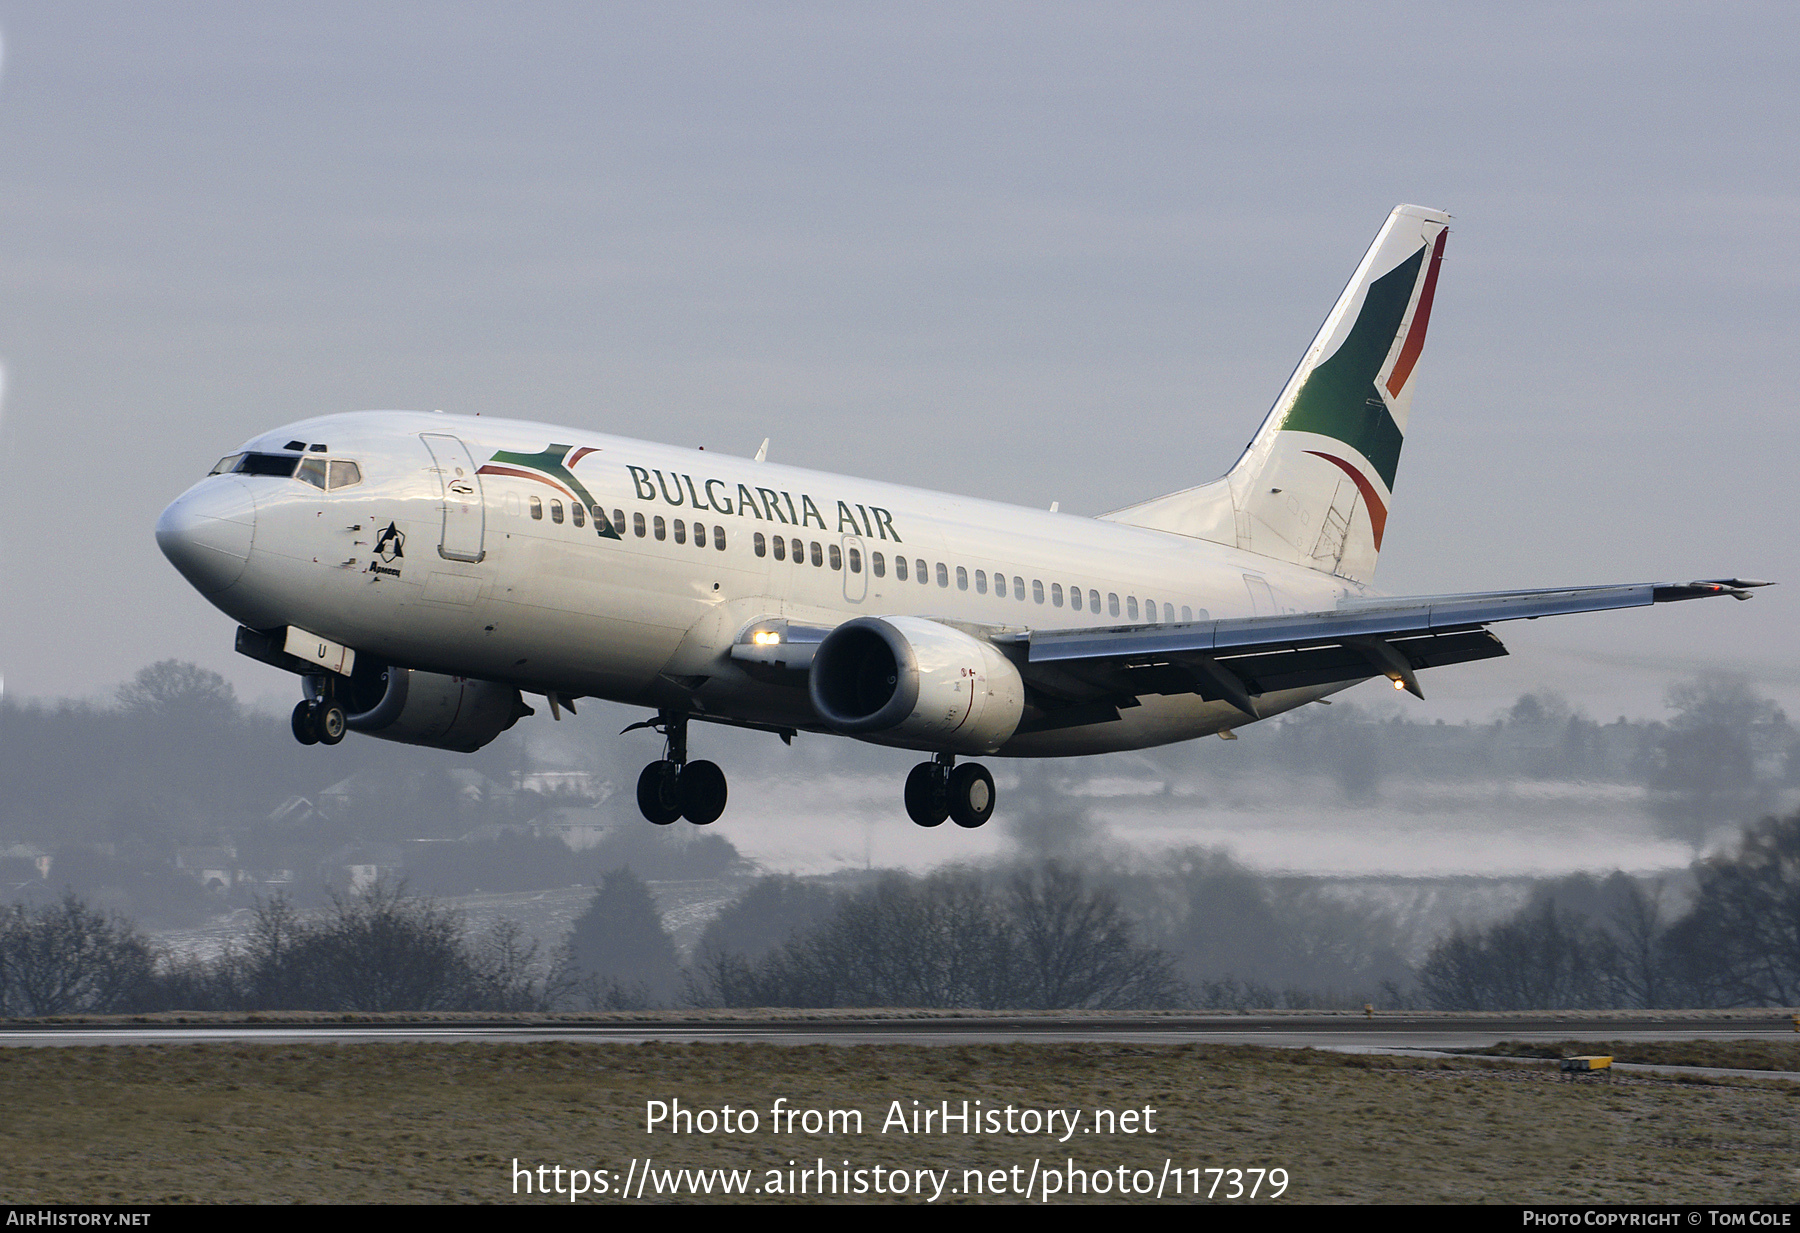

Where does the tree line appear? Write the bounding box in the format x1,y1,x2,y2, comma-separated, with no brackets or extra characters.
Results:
8,798,1800,1015
1418,811,1800,1009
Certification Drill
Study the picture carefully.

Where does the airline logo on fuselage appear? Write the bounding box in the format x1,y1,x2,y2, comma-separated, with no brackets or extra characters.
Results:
626,465,903,541
473,443,904,542
477,445,624,540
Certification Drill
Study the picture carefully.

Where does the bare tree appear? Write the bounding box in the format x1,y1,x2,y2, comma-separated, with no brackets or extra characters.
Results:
1009,862,1182,1009
1662,813,1800,1006
0,893,155,1016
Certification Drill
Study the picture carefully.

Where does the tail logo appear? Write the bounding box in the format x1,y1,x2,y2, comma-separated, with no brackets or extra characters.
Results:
1280,227,1447,494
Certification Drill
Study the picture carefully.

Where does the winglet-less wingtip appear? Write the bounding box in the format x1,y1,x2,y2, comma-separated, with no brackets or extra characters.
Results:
1655,579,1775,603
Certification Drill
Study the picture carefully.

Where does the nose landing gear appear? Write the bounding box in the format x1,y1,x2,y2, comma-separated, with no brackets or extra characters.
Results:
290,682,346,747
904,755,995,828
629,711,728,825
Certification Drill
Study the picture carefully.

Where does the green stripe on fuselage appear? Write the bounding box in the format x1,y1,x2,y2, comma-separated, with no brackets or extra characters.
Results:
490,445,624,539
1279,243,1425,492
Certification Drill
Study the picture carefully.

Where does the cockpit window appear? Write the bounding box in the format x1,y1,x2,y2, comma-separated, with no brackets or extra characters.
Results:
297,457,328,490
209,451,363,489
222,452,302,477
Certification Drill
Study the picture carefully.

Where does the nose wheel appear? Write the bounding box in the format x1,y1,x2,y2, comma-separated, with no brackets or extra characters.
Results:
905,756,994,828
290,695,346,746
629,711,728,825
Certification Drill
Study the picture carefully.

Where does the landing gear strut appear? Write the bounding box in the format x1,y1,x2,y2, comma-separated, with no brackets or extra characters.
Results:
904,755,995,828
291,679,346,747
630,711,728,826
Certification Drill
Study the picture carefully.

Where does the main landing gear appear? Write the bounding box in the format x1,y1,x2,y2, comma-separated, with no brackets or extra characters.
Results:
631,711,728,826
904,754,995,829
291,680,346,746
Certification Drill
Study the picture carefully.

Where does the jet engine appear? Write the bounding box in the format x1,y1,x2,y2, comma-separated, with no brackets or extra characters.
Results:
808,616,1025,754
327,665,533,753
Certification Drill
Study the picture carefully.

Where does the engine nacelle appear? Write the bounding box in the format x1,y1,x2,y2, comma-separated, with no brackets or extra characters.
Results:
330,665,532,753
808,616,1025,754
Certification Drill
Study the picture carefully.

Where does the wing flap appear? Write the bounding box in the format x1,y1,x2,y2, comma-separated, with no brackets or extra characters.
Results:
1018,579,1765,711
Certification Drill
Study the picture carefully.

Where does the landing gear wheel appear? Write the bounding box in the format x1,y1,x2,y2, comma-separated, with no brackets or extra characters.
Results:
636,761,683,825
679,760,728,825
904,762,949,827
291,700,320,746
947,763,995,828
316,704,347,746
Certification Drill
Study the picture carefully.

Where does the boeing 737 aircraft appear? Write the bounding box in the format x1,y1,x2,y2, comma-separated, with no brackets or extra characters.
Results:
156,205,1763,829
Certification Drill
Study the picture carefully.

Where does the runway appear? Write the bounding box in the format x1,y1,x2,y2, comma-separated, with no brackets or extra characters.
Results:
3,1011,1794,1054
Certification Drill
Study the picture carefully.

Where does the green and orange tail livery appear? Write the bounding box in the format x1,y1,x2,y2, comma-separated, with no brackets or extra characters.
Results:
1103,204,1450,585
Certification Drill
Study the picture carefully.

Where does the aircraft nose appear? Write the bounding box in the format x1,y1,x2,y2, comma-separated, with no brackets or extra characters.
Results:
156,477,257,594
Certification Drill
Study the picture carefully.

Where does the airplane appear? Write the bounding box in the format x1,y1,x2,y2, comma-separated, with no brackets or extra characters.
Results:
155,204,1765,830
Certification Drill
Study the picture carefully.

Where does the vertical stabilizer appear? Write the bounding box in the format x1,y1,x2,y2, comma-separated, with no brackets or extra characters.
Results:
1102,204,1450,584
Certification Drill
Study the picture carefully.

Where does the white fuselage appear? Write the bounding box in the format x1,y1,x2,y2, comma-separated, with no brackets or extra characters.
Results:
163,410,1370,755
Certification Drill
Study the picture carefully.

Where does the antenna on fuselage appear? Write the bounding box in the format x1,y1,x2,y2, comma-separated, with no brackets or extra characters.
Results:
754,438,770,463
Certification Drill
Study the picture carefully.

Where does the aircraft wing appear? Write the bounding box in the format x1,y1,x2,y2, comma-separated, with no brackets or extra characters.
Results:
999,579,1770,724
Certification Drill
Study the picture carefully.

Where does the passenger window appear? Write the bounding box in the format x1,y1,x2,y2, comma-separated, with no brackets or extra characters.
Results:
714,526,726,550
1038,580,1049,605
654,515,666,540
829,544,842,570
894,556,906,581
1090,590,1102,613
1126,596,1138,620
847,546,861,573
613,510,625,535
634,512,646,537
956,566,968,591
696,523,708,548
754,532,767,557
1164,603,1174,623
1106,592,1117,617
674,519,686,544
811,541,823,567
873,552,885,578
993,573,1005,598
1068,586,1081,611
297,457,328,490
531,496,543,520
936,563,948,588
550,500,564,524
571,503,585,528
1015,576,1026,602
917,559,928,584
791,538,804,563
1182,605,1193,622
328,460,361,489
975,570,987,594
773,535,786,561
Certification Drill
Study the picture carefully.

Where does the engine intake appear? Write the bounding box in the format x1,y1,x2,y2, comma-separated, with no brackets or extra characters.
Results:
808,616,1024,754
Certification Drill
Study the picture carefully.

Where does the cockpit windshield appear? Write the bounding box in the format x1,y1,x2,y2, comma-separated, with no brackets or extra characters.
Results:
208,452,362,489
212,451,299,477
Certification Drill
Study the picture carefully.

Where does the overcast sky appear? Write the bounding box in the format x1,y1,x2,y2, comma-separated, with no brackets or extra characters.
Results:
1,2,1795,724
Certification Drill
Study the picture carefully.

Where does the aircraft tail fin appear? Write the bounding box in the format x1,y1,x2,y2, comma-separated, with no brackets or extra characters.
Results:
1101,204,1450,584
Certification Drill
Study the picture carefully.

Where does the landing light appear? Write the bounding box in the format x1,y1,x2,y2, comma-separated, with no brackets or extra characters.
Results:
1392,678,1406,690
752,630,782,646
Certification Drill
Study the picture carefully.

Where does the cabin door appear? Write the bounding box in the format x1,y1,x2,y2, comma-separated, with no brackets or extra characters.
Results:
420,433,487,563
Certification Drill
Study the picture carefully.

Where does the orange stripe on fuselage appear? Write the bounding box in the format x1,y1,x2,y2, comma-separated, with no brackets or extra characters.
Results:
475,464,579,505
